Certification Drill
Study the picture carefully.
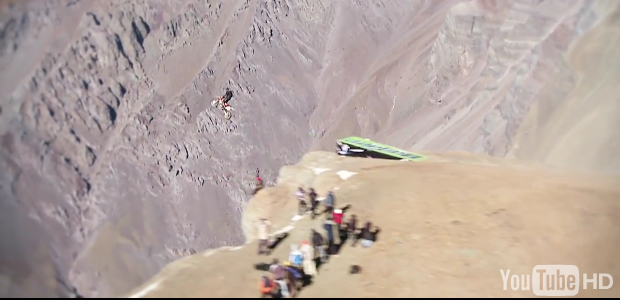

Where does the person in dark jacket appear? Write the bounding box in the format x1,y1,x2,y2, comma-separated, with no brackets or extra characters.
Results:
221,87,233,104
323,210,338,254
311,229,327,262
324,191,335,215
359,221,380,248
308,188,319,219
345,214,358,246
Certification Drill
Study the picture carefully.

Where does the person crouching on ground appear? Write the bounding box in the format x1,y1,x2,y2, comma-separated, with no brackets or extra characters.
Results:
269,259,290,297
259,275,276,298
257,218,272,255
360,221,380,248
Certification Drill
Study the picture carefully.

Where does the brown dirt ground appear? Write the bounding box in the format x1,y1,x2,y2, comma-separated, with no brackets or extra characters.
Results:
124,151,620,298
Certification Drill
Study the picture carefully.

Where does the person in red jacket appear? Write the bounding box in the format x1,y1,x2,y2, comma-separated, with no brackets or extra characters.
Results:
332,209,344,226
252,168,264,195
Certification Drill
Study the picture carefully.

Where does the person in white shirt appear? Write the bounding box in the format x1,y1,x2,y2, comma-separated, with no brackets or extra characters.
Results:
257,218,272,255
300,240,317,276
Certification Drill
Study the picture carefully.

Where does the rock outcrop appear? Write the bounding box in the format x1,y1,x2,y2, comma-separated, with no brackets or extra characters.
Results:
0,0,618,297
125,151,619,298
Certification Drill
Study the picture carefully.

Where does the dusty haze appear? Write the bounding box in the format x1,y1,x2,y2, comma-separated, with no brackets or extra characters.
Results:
0,0,618,297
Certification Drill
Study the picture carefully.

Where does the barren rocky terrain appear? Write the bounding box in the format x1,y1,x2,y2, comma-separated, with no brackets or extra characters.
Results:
128,151,620,298
0,0,618,298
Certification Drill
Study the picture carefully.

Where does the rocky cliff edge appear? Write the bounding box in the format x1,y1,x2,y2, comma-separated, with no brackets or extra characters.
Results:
124,151,619,298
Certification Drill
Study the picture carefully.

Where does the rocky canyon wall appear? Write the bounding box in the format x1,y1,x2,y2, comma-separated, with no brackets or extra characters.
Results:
0,0,617,297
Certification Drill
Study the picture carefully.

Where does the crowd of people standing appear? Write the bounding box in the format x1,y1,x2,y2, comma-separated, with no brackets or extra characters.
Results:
257,187,381,298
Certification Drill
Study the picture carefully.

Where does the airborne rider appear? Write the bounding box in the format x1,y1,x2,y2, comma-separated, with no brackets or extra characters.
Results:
219,87,233,105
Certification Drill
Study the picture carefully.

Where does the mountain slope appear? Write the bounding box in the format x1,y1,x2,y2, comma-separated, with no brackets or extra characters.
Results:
0,0,618,297
509,6,620,173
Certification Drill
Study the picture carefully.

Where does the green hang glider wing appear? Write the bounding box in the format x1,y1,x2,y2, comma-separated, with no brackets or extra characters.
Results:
337,136,427,162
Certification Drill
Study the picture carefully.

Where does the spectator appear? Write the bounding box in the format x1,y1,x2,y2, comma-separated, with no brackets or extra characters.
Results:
269,259,289,297
288,244,304,268
300,240,316,276
359,221,380,248
311,229,327,262
345,214,358,246
323,209,337,254
324,191,336,214
308,188,319,219
295,187,307,215
257,218,272,255
252,168,264,195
